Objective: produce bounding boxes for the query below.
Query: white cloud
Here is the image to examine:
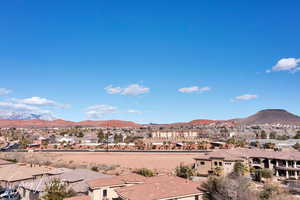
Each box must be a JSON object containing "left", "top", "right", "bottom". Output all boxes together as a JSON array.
[
  {"left": 0, "top": 101, "right": 56, "bottom": 120},
  {"left": 104, "top": 85, "right": 123, "bottom": 94},
  {"left": 267, "top": 58, "right": 300, "bottom": 73},
  {"left": 0, "top": 88, "right": 11, "bottom": 95},
  {"left": 199, "top": 87, "right": 211, "bottom": 92},
  {"left": 127, "top": 109, "right": 141, "bottom": 114},
  {"left": 104, "top": 84, "right": 150, "bottom": 96},
  {"left": 122, "top": 84, "right": 150, "bottom": 96},
  {"left": 178, "top": 86, "right": 211, "bottom": 93},
  {"left": 234, "top": 94, "right": 258, "bottom": 101},
  {"left": 13, "top": 96, "right": 69, "bottom": 108},
  {"left": 86, "top": 104, "right": 117, "bottom": 119}
]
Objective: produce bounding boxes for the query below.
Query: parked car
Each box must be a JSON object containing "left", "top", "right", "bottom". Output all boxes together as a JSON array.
[{"left": 0, "top": 189, "right": 20, "bottom": 200}]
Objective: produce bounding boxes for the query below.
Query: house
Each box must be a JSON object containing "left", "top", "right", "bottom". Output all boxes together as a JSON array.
[
  {"left": 194, "top": 149, "right": 300, "bottom": 179},
  {"left": 19, "top": 168, "right": 111, "bottom": 200},
  {"left": 87, "top": 173, "right": 146, "bottom": 200},
  {"left": 68, "top": 174, "right": 204, "bottom": 200},
  {"left": 116, "top": 176, "right": 203, "bottom": 200},
  {"left": 0, "top": 164, "right": 49, "bottom": 188}
]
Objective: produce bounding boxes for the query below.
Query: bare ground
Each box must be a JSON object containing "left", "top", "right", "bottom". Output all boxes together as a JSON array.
[{"left": 0, "top": 152, "right": 197, "bottom": 173}]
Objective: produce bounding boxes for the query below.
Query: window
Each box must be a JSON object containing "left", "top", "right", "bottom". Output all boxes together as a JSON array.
[
  {"left": 103, "top": 189, "right": 107, "bottom": 197},
  {"left": 195, "top": 195, "right": 199, "bottom": 200},
  {"left": 219, "top": 162, "right": 222, "bottom": 166},
  {"left": 200, "top": 161, "right": 205, "bottom": 165},
  {"left": 214, "top": 161, "right": 218, "bottom": 166}
]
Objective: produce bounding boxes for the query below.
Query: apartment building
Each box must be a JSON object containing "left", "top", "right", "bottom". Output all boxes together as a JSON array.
[
  {"left": 194, "top": 149, "right": 300, "bottom": 179},
  {"left": 151, "top": 130, "right": 201, "bottom": 140}
]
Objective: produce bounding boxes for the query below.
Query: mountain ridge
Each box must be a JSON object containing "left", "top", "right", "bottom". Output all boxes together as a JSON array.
[{"left": 0, "top": 109, "right": 299, "bottom": 128}]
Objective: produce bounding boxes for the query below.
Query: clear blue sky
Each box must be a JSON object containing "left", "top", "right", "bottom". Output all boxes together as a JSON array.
[{"left": 0, "top": 0, "right": 299, "bottom": 123}]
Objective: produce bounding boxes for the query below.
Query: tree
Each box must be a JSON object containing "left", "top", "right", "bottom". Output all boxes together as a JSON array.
[
  {"left": 233, "top": 162, "right": 248, "bottom": 176},
  {"left": 175, "top": 163, "right": 194, "bottom": 179},
  {"left": 293, "top": 142, "right": 300, "bottom": 150},
  {"left": 261, "top": 131, "right": 267, "bottom": 139},
  {"left": 19, "top": 136, "right": 32, "bottom": 149},
  {"left": 97, "top": 130, "right": 105, "bottom": 143},
  {"left": 201, "top": 175, "right": 256, "bottom": 200},
  {"left": 269, "top": 132, "right": 277, "bottom": 139},
  {"left": 261, "top": 169, "right": 273, "bottom": 179},
  {"left": 114, "top": 134, "right": 123, "bottom": 143},
  {"left": 40, "top": 178, "right": 75, "bottom": 200},
  {"left": 294, "top": 131, "right": 300, "bottom": 139},
  {"left": 134, "top": 168, "right": 155, "bottom": 177},
  {"left": 276, "top": 135, "right": 289, "bottom": 140},
  {"left": 77, "top": 132, "right": 84, "bottom": 137},
  {"left": 263, "top": 142, "right": 275, "bottom": 149}
]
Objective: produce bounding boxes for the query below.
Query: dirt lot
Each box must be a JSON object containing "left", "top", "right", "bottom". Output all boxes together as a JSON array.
[
  {"left": 0, "top": 152, "right": 198, "bottom": 173},
  {"left": 53, "top": 152, "right": 197, "bottom": 172}
]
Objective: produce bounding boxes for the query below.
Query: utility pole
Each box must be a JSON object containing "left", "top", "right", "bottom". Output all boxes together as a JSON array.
[{"left": 106, "top": 121, "right": 109, "bottom": 152}]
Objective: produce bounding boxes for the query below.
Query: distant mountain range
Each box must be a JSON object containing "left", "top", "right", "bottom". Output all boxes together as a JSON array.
[{"left": 0, "top": 109, "right": 299, "bottom": 128}]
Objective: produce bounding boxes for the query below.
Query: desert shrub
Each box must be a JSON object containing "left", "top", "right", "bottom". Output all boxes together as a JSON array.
[
  {"left": 91, "top": 166, "right": 99, "bottom": 172},
  {"left": 202, "top": 175, "right": 256, "bottom": 200},
  {"left": 175, "top": 163, "right": 194, "bottom": 179},
  {"left": 258, "top": 181, "right": 298, "bottom": 200},
  {"left": 134, "top": 168, "right": 155, "bottom": 177}
]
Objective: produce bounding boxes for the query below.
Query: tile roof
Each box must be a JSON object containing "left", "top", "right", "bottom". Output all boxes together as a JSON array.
[
  {"left": 87, "top": 173, "right": 146, "bottom": 189},
  {"left": 59, "top": 169, "right": 110, "bottom": 183},
  {"left": 64, "top": 195, "right": 90, "bottom": 200},
  {"left": 0, "top": 165, "right": 49, "bottom": 182},
  {"left": 116, "top": 176, "right": 202, "bottom": 200},
  {"left": 194, "top": 148, "right": 300, "bottom": 161},
  {"left": 0, "top": 159, "right": 14, "bottom": 166},
  {"left": 20, "top": 169, "right": 110, "bottom": 193},
  {"left": 47, "top": 168, "right": 72, "bottom": 175}
]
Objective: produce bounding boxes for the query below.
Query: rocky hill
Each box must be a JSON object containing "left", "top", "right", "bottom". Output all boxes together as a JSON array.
[{"left": 236, "top": 109, "right": 300, "bottom": 125}]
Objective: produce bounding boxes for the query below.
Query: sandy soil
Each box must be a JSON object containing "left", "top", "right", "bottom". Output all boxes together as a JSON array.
[{"left": 51, "top": 152, "right": 197, "bottom": 172}]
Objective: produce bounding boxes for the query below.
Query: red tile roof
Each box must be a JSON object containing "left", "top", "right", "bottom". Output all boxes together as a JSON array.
[
  {"left": 116, "top": 176, "right": 203, "bottom": 200},
  {"left": 64, "top": 195, "right": 90, "bottom": 200},
  {"left": 194, "top": 148, "right": 300, "bottom": 161},
  {"left": 87, "top": 173, "right": 146, "bottom": 189}
]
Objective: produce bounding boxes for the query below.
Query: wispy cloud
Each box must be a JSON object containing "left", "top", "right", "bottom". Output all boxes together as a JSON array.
[
  {"left": 0, "top": 88, "right": 12, "bottom": 95},
  {"left": 86, "top": 104, "right": 117, "bottom": 119},
  {"left": 127, "top": 109, "right": 141, "bottom": 114},
  {"left": 178, "top": 86, "right": 211, "bottom": 93},
  {"left": 105, "top": 84, "right": 150, "bottom": 96},
  {"left": 266, "top": 58, "right": 300, "bottom": 73},
  {"left": 12, "top": 96, "right": 69, "bottom": 108},
  {"left": 232, "top": 94, "right": 258, "bottom": 102}
]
